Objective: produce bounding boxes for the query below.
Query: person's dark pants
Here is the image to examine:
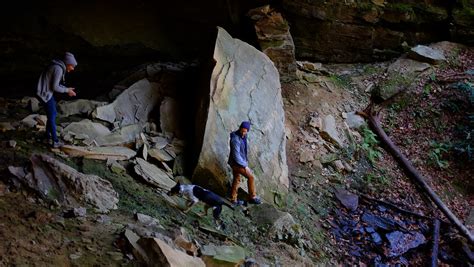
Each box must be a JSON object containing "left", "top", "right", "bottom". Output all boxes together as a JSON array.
[{"left": 44, "top": 97, "right": 58, "bottom": 144}]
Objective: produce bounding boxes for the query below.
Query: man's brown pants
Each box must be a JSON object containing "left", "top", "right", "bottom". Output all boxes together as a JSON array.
[{"left": 230, "top": 165, "right": 256, "bottom": 202}]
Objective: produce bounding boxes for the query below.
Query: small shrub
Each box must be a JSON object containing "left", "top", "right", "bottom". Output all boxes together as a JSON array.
[{"left": 358, "top": 126, "right": 382, "bottom": 165}]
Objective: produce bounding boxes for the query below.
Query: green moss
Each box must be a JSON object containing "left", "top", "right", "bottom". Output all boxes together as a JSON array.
[
  {"left": 259, "top": 39, "right": 285, "bottom": 51},
  {"left": 385, "top": 3, "right": 414, "bottom": 13},
  {"left": 329, "top": 74, "right": 352, "bottom": 89}
]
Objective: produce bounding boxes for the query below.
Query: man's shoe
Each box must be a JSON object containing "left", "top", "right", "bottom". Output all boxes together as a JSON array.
[
  {"left": 231, "top": 200, "right": 244, "bottom": 207},
  {"left": 248, "top": 197, "right": 262, "bottom": 205},
  {"left": 52, "top": 141, "right": 64, "bottom": 148}
]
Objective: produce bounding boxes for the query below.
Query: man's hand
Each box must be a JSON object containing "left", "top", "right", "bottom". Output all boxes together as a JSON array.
[{"left": 67, "top": 88, "right": 76, "bottom": 97}]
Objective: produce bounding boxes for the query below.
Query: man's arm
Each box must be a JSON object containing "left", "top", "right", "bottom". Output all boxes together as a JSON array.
[{"left": 49, "top": 66, "right": 69, "bottom": 94}]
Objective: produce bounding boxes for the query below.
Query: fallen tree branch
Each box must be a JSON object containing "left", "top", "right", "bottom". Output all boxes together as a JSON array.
[
  {"left": 431, "top": 219, "right": 440, "bottom": 267},
  {"left": 358, "top": 107, "right": 474, "bottom": 244},
  {"left": 360, "top": 194, "right": 446, "bottom": 224}
]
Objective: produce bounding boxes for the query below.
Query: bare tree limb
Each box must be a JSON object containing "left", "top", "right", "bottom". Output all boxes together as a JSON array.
[{"left": 361, "top": 105, "right": 474, "bottom": 244}]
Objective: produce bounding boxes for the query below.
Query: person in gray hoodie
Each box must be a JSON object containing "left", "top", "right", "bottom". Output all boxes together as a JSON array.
[
  {"left": 228, "top": 121, "right": 262, "bottom": 205},
  {"left": 37, "top": 52, "right": 77, "bottom": 148}
]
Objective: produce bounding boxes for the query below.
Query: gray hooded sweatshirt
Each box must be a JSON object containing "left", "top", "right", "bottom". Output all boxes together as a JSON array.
[{"left": 36, "top": 59, "right": 69, "bottom": 103}]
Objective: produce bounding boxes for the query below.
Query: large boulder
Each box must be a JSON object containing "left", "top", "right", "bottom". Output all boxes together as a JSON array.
[
  {"left": 408, "top": 45, "right": 446, "bottom": 65},
  {"left": 10, "top": 154, "right": 118, "bottom": 213},
  {"left": 201, "top": 244, "right": 246, "bottom": 267},
  {"left": 373, "top": 57, "right": 431, "bottom": 100},
  {"left": 61, "top": 119, "right": 111, "bottom": 145},
  {"left": 193, "top": 27, "right": 289, "bottom": 200},
  {"left": 92, "top": 79, "right": 161, "bottom": 126},
  {"left": 137, "top": 238, "right": 205, "bottom": 267},
  {"left": 58, "top": 99, "right": 107, "bottom": 117}
]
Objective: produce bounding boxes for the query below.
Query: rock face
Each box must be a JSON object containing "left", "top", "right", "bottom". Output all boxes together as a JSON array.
[
  {"left": 248, "top": 5, "right": 297, "bottom": 82},
  {"left": 159, "top": 97, "right": 183, "bottom": 138},
  {"left": 281, "top": 0, "right": 472, "bottom": 62},
  {"left": 11, "top": 154, "right": 118, "bottom": 213},
  {"left": 193, "top": 27, "right": 289, "bottom": 199},
  {"left": 92, "top": 79, "right": 161, "bottom": 126}
]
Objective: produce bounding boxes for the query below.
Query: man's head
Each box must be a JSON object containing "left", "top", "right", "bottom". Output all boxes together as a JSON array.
[
  {"left": 63, "top": 52, "right": 78, "bottom": 73},
  {"left": 239, "top": 121, "right": 251, "bottom": 137}
]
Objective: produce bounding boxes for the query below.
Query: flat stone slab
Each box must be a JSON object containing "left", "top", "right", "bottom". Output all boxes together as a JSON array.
[
  {"left": 134, "top": 158, "right": 175, "bottom": 190},
  {"left": 60, "top": 145, "right": 136, "bottom": 161}
]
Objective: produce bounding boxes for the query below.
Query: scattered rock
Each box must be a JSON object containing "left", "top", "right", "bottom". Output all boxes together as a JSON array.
[
  {"left": 249, "top": 203, "right": 302, "bottom": 245},
  {"left": 320, "top": 115, "right": 344, "bottom": 148},
  {"left": 60, "top": 145, "right": 136, "bottom": 161},
  {"left": 385, "top": 231, "right": 426, "bottom": 257},
  {"left": 201, "top": 244, "right": 246, "bottom": 267},
  {"left": 320, "top": 153, "right": 338, "bottom": 164},
  {"left": 69, "top": 252, "right": 82, "bottom": 260},
  {"left": 21, "top": 114, "right": 43, "bottom": 128},
  {"left": 92, "top": 79, "right": 161, "bottom": 126},
  {"left": 134, "top": 158, "right": 175, "bottom": 190},
  {"left": 335, "top": 188, "right": 359, "bottom": 211},
  {"left": 58, "top": 99, "right": 107, "bottom": 117},
  {"left": 64, "top": 207, "right": 87, "bottom": 218},
  {"left": 150, "top": 136, "right": 169, "bottom": 149},
  {"left": 96, "top": 215, "right": 111, "bottom": 224},
  {"left": 124, "top": 229, "right": 149, "bottom": 263},
  {"left": 95, "top": 124, "right": 143, "bottom": 147},
  {"left": 61, "top": 119, "right": 111, "bottom": 145},
  {"left": 297, "top": 61, "right": 330, "bottom": 75},
  {"left": 29, "top": 97, "right": 40, "bottom": 112},
  {"left": 408, "top": 45, "right": 446, "bottom": 65},
  {"left": 361, "top": 212, "right": 401, "bottom": 232},
  {"left": 135, "top": 213, "right": 160, "bottom": 228},
  {"left": 138, "top": 238, "right": 205, "bottom": 267},
  {"left": 22, "top": 154, "right": 119, "bottom": 213},
  {"left": 8, "top": 140, "right": 17, "bottom": 148},
  {"left": 343, "top": 161, "right": 354, "bottom": 173},
  {"left": 332, "top": 160, "right": 345, "bottom": 173},
  {"left": 0, "top": 122, "right": 15, "bottom": 132},
  {"left": 174, "top": 235, "right": 198, "bottom": 256},
  {"left": 345, "top": 112, "right": 366, "bottom": 129},
  {"left": 193, "top": 27, "right": 289, "bottom": 199},
  {"left": 107, "top": 159, "right": 126, "bottom": 174},
  {"left": 299, "top": 149, "right": 314, "bottom": 163},
  {"left": 107, "top": 251, "right": 124, "bottom": 261},
  {"left": 309, "top": 116, "right": 322, "bottom": 129},
  {"left": 148, "top": 148, "right": 174, "bottom": 162}
]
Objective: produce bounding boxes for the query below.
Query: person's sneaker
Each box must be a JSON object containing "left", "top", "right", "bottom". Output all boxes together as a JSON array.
[
  {"left": 231, "top": 199, "right": 244, "bottom": 207},
  {"left": 248, "top": 196, "right": 262, "bottom": 205},
  {"left": 52, "top": 141, "right": 64, "bottom": 148}
]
